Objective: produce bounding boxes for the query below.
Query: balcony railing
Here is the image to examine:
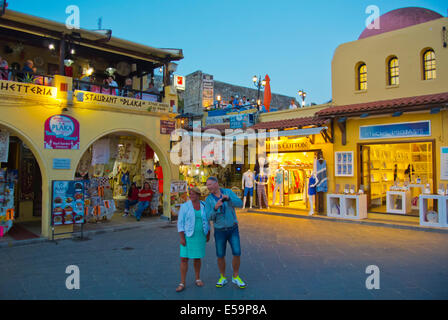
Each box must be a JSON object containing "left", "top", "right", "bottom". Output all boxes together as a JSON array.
[
  {"left": 73, "top": 79, "right": 162, "bottom": 102},
  {"left": 0, "top": 67, "right": 55, "bottom": 87}
]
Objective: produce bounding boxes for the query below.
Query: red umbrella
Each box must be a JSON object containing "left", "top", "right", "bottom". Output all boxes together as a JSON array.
[{"left": 263, "top": 75, "right": 271, "bottom": 112}]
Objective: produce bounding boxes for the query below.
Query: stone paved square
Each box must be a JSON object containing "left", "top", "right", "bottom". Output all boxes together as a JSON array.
[{"left": 1, "top": 212, "right": 448, "bottom": 300}]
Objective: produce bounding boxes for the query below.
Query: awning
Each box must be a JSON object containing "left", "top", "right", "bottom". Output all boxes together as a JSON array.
[{"left": 174, "top": 126, "right": 327, "bottom": 141}]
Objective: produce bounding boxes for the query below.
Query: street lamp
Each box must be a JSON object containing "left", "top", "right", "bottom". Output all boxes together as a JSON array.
[
  {"left": 252, "top": 75, "right": 266, "bottom": 102},
  {"left": 298, "top": 89, "right": 307, "bottom": 107},
  {"left": 216, "top": 95, "right": 221, "bottom": 109}
]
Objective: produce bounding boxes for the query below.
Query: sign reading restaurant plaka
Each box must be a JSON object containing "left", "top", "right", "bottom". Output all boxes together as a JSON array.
[
  {"left": 44, "top": 115, "right": 80, "bottom": 150},
  {"left": 75, "top": 91, "right": 172, "bottom": 113}
]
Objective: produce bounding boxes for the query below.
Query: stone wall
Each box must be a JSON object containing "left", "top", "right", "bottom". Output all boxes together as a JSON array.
[{"left": 183, "top": 70, "right": 297, "bottom": 115}]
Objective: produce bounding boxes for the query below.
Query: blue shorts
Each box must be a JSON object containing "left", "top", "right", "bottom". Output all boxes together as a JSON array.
[
  {"left": 214, "top": 224, "right": 241, "bottom": 258},
  {"left": 244, "top": 187, "right": 254, "bottom": 197}
]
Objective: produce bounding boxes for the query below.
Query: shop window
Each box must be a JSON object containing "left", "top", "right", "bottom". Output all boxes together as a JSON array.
[
  {"left": 356, "top": 63, "right": 367, "bottom": 91},
  {"left": 360, "top": 142, "right": 433, "bottom": 216},
  {"left": 387, "top": 56, "right": 399, "bottom": 86},
  {"left": 422, "top": 49, "right": 436, "bottom": 80}
]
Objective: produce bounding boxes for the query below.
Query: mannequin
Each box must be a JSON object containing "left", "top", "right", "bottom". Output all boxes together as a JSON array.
[
  {"left": 308, "top": 171, "right": 319, "bottom": 215},
  {"left": 255, "top": 164, "right": 269, "bottom": 209},
  {"left": 314, "top": 151, "right": 327, "bottom": 213},
  {"left": 242, "top": 169, "right": 255, "bottom": 209},
  {"left": 272, "top": 167, "right": 284, "bottom": 206}
]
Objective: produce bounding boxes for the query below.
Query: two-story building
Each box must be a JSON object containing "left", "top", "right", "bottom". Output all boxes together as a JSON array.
[
  {"left": 249, "top": 7, "right": 448, "bottom": 221},
  {"left": 317, "top": 7, "right": 448, "bottom": 217},
  {"left": 0, "top": 9, "right": 183, "bottom": 240}
]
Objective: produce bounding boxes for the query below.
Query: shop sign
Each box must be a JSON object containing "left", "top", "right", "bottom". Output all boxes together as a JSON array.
[
  {"left": 0, "top": 80, "right": 57, "bottom": 98},
  {"left": 202, "top": 74, "right": 214, "bottom": 108},
  {"left": 53, "top": 158, "right": 71, "bottom": 170},
  {"left": 359, "top": 121, "right": 431, "bottom": 140},
  {"left": 267, "top": 139, "right": 311, "bottom": 152},
  {"left": 174, "top": 75, "right": 185, "bottom": 91},
  {"left": 44, "top": 115, "right": 80, "bottom": 150},
  {"left": 160, "top": 120, "right": 176, "bottom": 135},
  {"left": 206, "top": 116, "right": 226, "bottom": 125},
  {"left": 75, "top": 91, "right": 171, "bottom": 113},
  {"left": 230, "top": 114, "right": 250, "bottom": 129}
]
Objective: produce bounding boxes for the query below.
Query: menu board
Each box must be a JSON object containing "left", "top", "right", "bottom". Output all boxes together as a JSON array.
[{"left": 51, "top": 180, "right": 85, "bottom": 226}]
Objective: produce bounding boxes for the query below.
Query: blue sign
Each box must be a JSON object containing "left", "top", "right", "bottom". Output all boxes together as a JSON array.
[
  {"left": 359, "top": 121, "right": 431, "bottom": 140},
  {"left": 53, "top": 158, "right": 71, "bottom": 170}
]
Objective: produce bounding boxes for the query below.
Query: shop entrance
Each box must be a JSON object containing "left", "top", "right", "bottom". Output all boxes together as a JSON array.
[
  {"left": 360, "top": 141, "right": 435, "bottom": 216},
  {"left": 267, "top": 151, "right": 317, "bottom": 210},
  {"left": 74, "top": 132, "right": 164, "bottom": 227},
  {"left": 1, "top": 131, "right": 42, "bottom": 241}
]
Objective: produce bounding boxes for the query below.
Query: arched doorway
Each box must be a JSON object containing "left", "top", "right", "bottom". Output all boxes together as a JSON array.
[
  {"left": 0, "top": 124, "right": 44, "bottom": 241},
  {"left": 73, "top": 130, "right": 168, "bottom": 228}
]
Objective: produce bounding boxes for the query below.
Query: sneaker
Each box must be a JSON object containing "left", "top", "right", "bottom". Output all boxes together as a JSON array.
[
  {"left": 122, "top": 213, "right": 128, "bottom": 217},
  {"left": 216, "top": 275, "right": 228, "bottom": 288},
  {"left": 232, "top": 275, "right": 246, "bottom": 288}
]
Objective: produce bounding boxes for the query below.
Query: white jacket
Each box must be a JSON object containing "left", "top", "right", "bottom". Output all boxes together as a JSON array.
[{"left": 177, "top": 200, "right": 210, "bottom": 237}]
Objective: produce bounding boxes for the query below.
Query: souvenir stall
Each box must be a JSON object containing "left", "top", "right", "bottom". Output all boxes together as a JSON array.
[
  {"left": 0, "top": 168, "right": 16, "bottom": 236},
  {"left": 1, "top": 129, "right": 42, "bottom": 237},
  {"left": 75, "top": 134, "right": 163, "bottom": 222}
]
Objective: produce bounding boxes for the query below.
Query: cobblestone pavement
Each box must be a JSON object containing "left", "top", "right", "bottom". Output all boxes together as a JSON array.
[{"left": 1, "top": 212, "right": 448, "bottom": 300}]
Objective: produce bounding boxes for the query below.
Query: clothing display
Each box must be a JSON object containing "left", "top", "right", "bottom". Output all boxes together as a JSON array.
[
  {"left": 0, "top": 168, "right": 16, "bottom": 235},
  {"left": 75, "top": 136, "right": 164, "bottom": 221},
  {"left": 256, "top": 173, "right": 269, "bottom": 208},
  {"left": 272, "top": 169, "right": 284, "bottom": 205},
  {"left": 242, "top": 170, "right": 255, "bottom": 189}
]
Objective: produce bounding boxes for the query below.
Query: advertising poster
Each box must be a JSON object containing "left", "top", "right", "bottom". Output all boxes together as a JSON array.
[
  {"left": 44, "top": 115, "right": 80, "bottom": 149},
  {"left": 441, "top": 147, "right": 448, "bottom": 181},
  {"left": 51, "top": 180, "right": 85, "bottom": 226},
  {"left": 170, "top": 180, "right": 188, "bottom": 221}
]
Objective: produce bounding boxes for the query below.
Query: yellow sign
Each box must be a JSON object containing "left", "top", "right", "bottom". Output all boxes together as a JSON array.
[
  {"left": 75, "top": 91, "right": 171, "bottom": 113},
  {"left": 0, "top": 80, "right": 57, "bottom": 98},
  {"left": 267, "top": 138, "right": 311, "bottom": 152}
]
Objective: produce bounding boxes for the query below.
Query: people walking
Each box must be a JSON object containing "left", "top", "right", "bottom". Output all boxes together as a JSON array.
[
  {"left": 204, "top": 176, "right": 246, "bottom": 289},
  {"left": 176, "top": 187, "right": 210, "bottom": 292}
]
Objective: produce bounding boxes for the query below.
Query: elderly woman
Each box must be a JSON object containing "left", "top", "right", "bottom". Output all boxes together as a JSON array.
[{"left": 176, "top": 187, "right": 210, "bottom": 292}]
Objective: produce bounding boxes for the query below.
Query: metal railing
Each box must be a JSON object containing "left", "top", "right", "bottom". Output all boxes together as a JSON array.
[
  {"left": 0, "top": 67, "right": 55, "bottom": 87},
  {"left": 73, "top": 79, "right": 162, "bottom": 102}
]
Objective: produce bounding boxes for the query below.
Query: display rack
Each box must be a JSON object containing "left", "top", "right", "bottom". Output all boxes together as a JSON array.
[
  {"left": 327, "top": 194, "right": 367, "bottom": 220},
  {"left": 366, "top": 142, "right": 433, "bottom": 208},
  {"left": 386, "top": 190, "right": 412, "bottom": 214},
  {"left": 419, "top": 194, "right": 448, "bottom": 228}
]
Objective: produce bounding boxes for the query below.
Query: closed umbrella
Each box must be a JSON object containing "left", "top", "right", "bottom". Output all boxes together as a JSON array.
[{"left": 263, "top": 75, "right": 271, "bottom": 112}]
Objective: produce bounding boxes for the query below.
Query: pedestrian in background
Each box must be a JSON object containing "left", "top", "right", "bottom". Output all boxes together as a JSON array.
[{"left": 176, "top": 187, "right": 210, "bottom": 292}]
